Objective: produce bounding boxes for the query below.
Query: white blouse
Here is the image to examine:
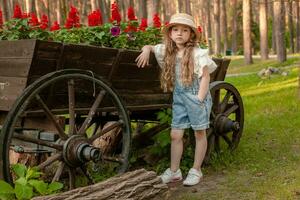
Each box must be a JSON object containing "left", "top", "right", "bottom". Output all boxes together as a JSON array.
[{"left": 153, "top": 44, "right": 217, "bottom": 78}]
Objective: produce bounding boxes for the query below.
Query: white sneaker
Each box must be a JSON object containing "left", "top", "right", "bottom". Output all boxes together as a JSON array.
[
  {"left": 160, "top": 168, "right": 183, "bottom": 183},
  {"left": 183, "top": 168, "right": 203, "bottom": 186}
]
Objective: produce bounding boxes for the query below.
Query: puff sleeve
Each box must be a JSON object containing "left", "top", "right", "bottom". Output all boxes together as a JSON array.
[
  {"left": 194, "top": 48, "right": 217, "bottom": 78},
  {"left": 153, "top": 44, "right": 166, "bottom": 68}
]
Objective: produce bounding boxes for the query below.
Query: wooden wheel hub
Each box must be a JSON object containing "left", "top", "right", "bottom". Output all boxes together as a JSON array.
[
  {"left": 63, "top": 135, "right": 101, "bottom": 167},
  {"left": 214, "top": 114, "right": 240, "bottom": 135}
]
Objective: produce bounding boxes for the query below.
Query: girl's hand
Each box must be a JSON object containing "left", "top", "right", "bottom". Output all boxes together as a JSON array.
[{"left": 135, "top": 45, "right": 153, "bottom": 68}]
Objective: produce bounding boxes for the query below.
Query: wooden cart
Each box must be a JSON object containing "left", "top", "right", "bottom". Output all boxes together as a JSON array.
[{"left": 0, "top": 39, "right": 244, "bottom": 189}]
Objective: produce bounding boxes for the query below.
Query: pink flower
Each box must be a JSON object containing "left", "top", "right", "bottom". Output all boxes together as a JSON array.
[{"left": 111, "top": 26, "right": 121, "bottom": 36}]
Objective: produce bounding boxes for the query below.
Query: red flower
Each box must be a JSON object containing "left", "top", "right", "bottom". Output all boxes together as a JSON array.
[
  {"left": 0, "top": 9, "right": 3, "bottom": 28},
  {"left": 65, "top": 6, "right": 80, "bottom": 29},
  {"left": 127, "top": 7, "right": 137, "bottom": 21},
  {"left": 124, "top": 24, "right": 137, "bottom": 33},
  {"left": 164, "top": 21, "right": 169, "bottom": 26},
  {"left": 29, "top": 13, "right": 39, "bottom": 26},
  {"left": 139, "top": 18, "right": 147, "bottom": 31},
  {"left": 22, "top": 12, "right": 30, "bottom": 19},
  {"left": 40, "top": 14, "right": 48, "bottom": 30},
  {"left": 13, "top": 4, "right": 22, "bottom": 19},
  {"left": 50, "top": 21, "right": 60, "bottom": 31},
  {"left": 197, "top": 26, "right": 202, "bottom": 33},
  {"left": 111, "top": 1, "right": 121, "bottom": 24},
  {"left": 153, "top": 13, "right": 161, "bottom": 28},
  {"left": 88, "top": 10, "right": 102, "bottom": 26}
]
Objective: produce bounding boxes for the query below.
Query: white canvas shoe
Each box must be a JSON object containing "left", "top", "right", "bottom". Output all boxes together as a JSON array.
[
  {"left": 160, "top": 168, "right": 183, "bottom": 184},
  {"left": 183, "top": 168, "right": 203, "bottom": 186}
]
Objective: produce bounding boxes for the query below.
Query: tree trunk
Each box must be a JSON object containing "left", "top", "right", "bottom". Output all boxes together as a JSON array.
[
  {"left": 270, "top": 2, "right": 276, "bottom": 54},
  {"left": 32, "top": 169, "right": 169, "bottom": 200},
  {"left": 274, "top": 0, "right": 286, "bottom": 62},
  {"left": 0, "top": 0, "right": 8, "bottom": 21},
  {"left": 230, "top": 0, "right": 238, "bottom": 54},
  {"left": 243, "top": 0, "right": 253, "bottom": 64},
  {"left": 185, "top": 0, "right": 191, "bottom": 14},
  {"left": 91, "top": 0, "right": 97, "bottom": 11},
  {"left": 140, "top": 0, "right": 147, "bottom": 19},
  {"left": 287, "top": 0, "right": 294, "bottom": 53},
  {"left": 295, "top": 1, "right": 300, "bottom": 52},
  {"left": 100, "top": 0, "right": 109, "bottom": 23},
  {"left": 259, "top": 0, "right": 269, "bottom": 60},
  {"left": 205, "top": 0, "right": 213, "bottom": 54},
  {"left": 25, "top": 0, "right": 32, "bottom": 13},
  {"left": 178, "top": 0, "right": 183, "bottom": 12},
  {"left": 220, "top": 0, "right": 228, "bottom": 54},
  {"left": 213, "top": 0, "right": 221, "bottom": 55}
]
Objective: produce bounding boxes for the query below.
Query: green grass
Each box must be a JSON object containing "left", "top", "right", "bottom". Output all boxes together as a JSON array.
[
  {"left": 227, "top": 54, "right": 300, "bottom": 75},
  {"left": 179, "top": 64, "right": 300, "bottom": 199}
]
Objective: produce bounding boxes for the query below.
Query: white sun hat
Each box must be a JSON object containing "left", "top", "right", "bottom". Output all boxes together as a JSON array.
[{"left": 163, "top": 13, "right": 200, "bottom": 41}]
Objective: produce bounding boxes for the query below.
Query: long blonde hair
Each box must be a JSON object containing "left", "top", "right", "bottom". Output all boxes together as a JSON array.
[{"left": 160, "top": 27, "right": 198, "bottom": 92}]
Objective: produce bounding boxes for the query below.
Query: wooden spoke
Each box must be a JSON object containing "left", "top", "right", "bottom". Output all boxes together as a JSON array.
[
  {"left": 52, "top": 162, "right": 65, "bottom": 183},
  {"left": 78, "top": 90, "right": 106, "bottom": 135},
  {"left": 102, "top": 155, "right": 124, "bottom": 163},
  {"left": 222, "top": 135, "right": 233, "bottom": 148},
  {"left": 35, "top": 94, "right": 68, "bottom": 140},
  {"left": 220, "top": 91, "right": 232, "bottom": 113},
  {"left": 213, "top": 90, "right": 221, "bottom": 113},
  {"left": 88, "top": 120, "right": 123, "bottom": 142},
  {"left": 37, "top": 153, "right": 62, "bottom": 170},
  {"left": 13, "top": 134, "right": 63, "bottom": 150},
  {"left": 223, "top": 104, "right": 239, "bottom": 117},
  {"left": 68, "top": 79, "right": 76, "bottom": 135},
  {"left": 67, "top": 166, "right": 75, "bottom": 190}
]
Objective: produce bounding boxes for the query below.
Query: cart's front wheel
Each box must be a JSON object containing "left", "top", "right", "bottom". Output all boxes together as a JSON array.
[
  {"left": 0, "top": 69, "right": 131, "bottom": 190},
  {"left": 204, "top": 81, "right": 244, "bottom": 163}
]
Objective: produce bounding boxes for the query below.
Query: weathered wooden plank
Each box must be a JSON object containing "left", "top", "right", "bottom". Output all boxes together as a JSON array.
[
  {"left": 0, "top": 76, "right": 27, "bottom": 111},
  {"left": 0, "top": 40, "right": 36, "bottom": 58},
  {"left": 112, "top": 80, "right": 162, "bottom": 93},
  {"left": 0, "top": 58, "right": 31, "bottom": 77}
]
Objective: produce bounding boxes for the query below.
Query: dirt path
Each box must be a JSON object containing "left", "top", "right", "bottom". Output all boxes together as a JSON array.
[{"left": 167, "top": 172, "right": 228, "bottom": 200}]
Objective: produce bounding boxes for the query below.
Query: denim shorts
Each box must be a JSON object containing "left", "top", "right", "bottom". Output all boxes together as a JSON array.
[{"left": 171, "top": 85, "right": 212, "bottom": 131}]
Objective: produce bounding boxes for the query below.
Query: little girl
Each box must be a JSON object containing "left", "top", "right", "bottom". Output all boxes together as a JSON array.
[{"left": 136, "top": 13, "right": 217, "bottom": 186}]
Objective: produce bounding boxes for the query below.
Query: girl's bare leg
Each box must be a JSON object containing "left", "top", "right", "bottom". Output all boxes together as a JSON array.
[
  {"left": 170, "top": 129, "right": 185, "bottom": 172},
  {"left": 193, "top": 129, "right": 207, "bottom": 171}
]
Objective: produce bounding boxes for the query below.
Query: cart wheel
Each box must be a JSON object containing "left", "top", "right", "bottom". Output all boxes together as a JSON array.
[
  {"left": 0, "top": 69, "right": 131, "bottom": 190},
  {"left": 204, "top": 81, "right": 244, "bottom": 163}
]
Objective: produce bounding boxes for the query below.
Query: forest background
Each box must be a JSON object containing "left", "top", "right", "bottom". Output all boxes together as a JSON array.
[{"left": 0, "top": 0, "right": 300, "bottom": 64}]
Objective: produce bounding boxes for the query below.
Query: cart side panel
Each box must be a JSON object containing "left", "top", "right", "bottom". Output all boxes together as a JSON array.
[
  {"left": 60, "top": 44, "right": 119, "bottom": 78},
  {"left": 112, "top": 51, "right": 172, "bottom": 108},
  {"left": 210, "top": 58, "right": 230, "bottom": 82},
  {"left": 27, "top": 40, "right": 62, "bottom": 85},
  {"left": 0, "top": 40, "right": 37, "bottom": 111}
]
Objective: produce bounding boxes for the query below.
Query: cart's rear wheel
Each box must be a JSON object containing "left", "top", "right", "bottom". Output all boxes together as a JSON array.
[
  {"left": 204, "top": 81, "right": 244, "bottom": 163},
  {"left": 0, "top": 69, "right": 131, "bottom": 190}
]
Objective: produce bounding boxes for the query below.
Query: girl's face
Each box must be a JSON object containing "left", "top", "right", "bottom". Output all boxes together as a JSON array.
[{"left": 169, "top": 24, "right": 192, "bottom": 47}]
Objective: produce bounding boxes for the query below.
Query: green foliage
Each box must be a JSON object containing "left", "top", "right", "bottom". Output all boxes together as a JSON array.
[
  {"left": 0, "top": 17, "right": 163, "bottom": 50},
  {"left": 0, "top": 164, "right": 63, "bottom": 200}
]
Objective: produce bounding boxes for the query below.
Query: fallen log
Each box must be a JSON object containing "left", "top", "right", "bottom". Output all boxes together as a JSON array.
[{"left": 32, "top": 168, "right": 170, "bottom": 200}]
